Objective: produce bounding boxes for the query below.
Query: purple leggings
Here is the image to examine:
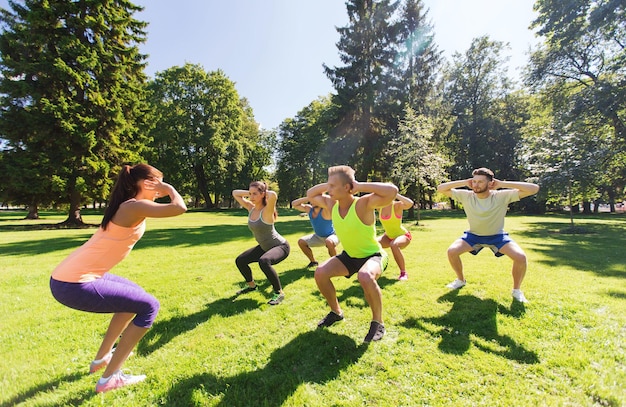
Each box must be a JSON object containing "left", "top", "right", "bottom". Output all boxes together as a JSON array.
[{"left": 50, "top": 274, "right": 159, "bottom": 328}]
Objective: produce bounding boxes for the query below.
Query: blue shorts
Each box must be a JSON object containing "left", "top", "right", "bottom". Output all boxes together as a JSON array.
[{"left": 461, "top": 232, "right": 513, "bottom": 257}]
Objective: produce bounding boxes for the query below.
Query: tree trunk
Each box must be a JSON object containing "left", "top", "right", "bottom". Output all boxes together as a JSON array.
[
  {"left": 25, "top": 201, "right": 39, "bottom": 219},
  {"left": 61, "top": 187, "right": 85, "bottom": 226},
  {"left": 194, "top": 163, "right": 213, "bottom": 208}
]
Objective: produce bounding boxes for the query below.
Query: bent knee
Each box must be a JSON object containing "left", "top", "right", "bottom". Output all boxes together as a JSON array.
[{"left": 357, "top": 269, "right": 377, "bottom": 284}]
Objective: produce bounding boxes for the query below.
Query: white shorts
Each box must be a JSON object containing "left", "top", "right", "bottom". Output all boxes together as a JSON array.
[{"left": 301, "top": 233, "right": 339, "bottom": 247}]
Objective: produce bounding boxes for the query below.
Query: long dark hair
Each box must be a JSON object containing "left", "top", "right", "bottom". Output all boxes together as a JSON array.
[{"left": 101, "top": 164, "right": 163, "bottom": 230}]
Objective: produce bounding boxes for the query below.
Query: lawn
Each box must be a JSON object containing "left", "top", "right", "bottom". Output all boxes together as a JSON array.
[{"left": 0, "top": 209, "right": 624, "bottom": 406}]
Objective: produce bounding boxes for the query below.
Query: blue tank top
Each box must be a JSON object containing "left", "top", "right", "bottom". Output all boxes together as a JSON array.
[
  {"left": 309, "top": 207, "right": 335, "bottom": 237},
  {"left": 248, "top": 209, "right": 286, "bottom": 251}
]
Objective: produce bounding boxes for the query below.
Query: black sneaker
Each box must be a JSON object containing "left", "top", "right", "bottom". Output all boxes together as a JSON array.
[
  {"left": 317, "top": 311, "right": 344, "bottom": 328},
  {"left": 363, "top": 321, "right": 385, "bottom": 342},
  {"left": 306, "top": 261, "right": 319, "bottom": 268}
]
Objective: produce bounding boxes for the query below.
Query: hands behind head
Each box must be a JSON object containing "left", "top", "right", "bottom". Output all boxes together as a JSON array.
[{"left": 143, "top": 178, "right": 169, "bottom": 197}]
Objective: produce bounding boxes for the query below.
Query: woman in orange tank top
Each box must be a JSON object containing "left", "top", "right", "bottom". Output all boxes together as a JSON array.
[{"left": 50, "top": 163, "right": 187, "bottom": 393}]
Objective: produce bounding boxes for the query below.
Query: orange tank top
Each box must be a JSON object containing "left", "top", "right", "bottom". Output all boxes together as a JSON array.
[{"left": 51, "top": 220, "right": 146, "bottom": 283}]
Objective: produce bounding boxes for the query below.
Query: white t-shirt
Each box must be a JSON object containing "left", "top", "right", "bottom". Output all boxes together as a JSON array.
[{"left": 451, "top": 189, "right": 520, "bottom": 236}]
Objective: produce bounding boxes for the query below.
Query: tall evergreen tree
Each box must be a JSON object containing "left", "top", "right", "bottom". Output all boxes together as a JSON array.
[
  {"left": 324, "top": 0, "right": 399, "bottom": 179},
  {"left": 393, "top": 0, "right": 442, "bottom": 113},
  {"left": 0, "top": 0, "right": 148, "bottom": 224}
]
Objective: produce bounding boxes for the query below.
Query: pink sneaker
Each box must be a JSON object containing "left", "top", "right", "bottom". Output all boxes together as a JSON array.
[
  {"left": 398, "top": 271, "right": 408, "bottom": 281},
  {"left": 95, "top": 370, "right": 146, "bottom": 393}
]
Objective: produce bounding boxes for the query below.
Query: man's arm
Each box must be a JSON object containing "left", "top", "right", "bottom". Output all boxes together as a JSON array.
[
  {"left": 493, "top": 179, "right": 540, "bottom": 199},
  {"left": 437, "top": 179, "right": 471, "bottom": 198},
  {"left": 355, "top": 181, "right": 399, "bottom": 210},
  {"left": 306, "top": 183, "right": 333, "bottom": 209}
]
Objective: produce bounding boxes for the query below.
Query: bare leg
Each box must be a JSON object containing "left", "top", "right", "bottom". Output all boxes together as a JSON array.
[
  {"left": 298, "top": 238, "right": 316, "bottom": 263},
  {"left": 102, "top": 322, "right": 149, "bottom": 377},
  {"left": 389, "top": 236, "right": 410, "bottom": 271},
  {"left": 95, "top": 313, "right": 134, "bottom": 360},
  {"left": 499, "top": 242, "right": 527, "bottom": 289},
  {"left": 314, "top": 257, "right": 349, "bottom": 315},
  {"left": 357, "top": 259, "right": 383, "bottom": 323},
  {"left": 447, "top": 239, "right": 472, "bottom": 281},
  {"left": 325, "top": 238, "right": 337, "bottom": 257}
]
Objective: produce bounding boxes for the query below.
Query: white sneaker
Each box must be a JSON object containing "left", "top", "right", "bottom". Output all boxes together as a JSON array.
[
  {"left": 446, "top": 279, "right": 466, "bottom": 289},
  {"left": 512, "top": 289, "right": 528, "bottom": 303}
]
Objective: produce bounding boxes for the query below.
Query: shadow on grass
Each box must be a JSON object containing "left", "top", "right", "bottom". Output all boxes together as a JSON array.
[
  {"left": 607, "top": 290, "right": 626, "bottom": 300},
  {"left": 138, "top": 296, "right": 260, "bottom": 356},
  {"left": 0, "top": 217, "right": 318, "bottom": 258},
  {"left": 401, "top": 290, "right": 539, "bottom": 364},
  {"left": 2, "top": 372, "right": 90, "bottom": 406},
  {"left": 163, "top": 330, "right": 366, "bottom": 406},
  {"left": 517, "top": 221, "right": 626, "bottom": 279}
]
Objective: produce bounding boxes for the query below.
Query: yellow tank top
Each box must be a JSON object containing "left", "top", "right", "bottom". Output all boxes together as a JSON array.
[
  {"left": 332, "top": 197, "right": 381, "bottom": 258},
  {"left": 379, "top": 204, "right": 408, "bottom": 239}
]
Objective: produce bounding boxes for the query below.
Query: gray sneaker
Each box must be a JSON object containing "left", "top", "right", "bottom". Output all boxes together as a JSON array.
[{"left": 364, "top": 321, "right": 385, "bottom": 343}]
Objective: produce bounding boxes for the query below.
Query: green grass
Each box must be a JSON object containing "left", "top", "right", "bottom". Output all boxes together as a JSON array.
[{"left": 0, "top": 209, "right": 624, "bottom": 406}]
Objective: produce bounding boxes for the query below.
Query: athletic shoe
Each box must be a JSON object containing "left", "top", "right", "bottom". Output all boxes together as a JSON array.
[
  {"left": 398, "top": 271, "right": 408, "bottom": 281},
  {"left": 306, "top": 261, "right": 319, "bottom": 268},
  {"left": 95, "top": 370, "right": 146, "bottom": 393},
  {"left": 364, "top": 321, "right": 385, "bottom": 343},
  {"left": 89, "top": 349, "right": 114, "bottom": 374},
  {"left": 268, "top": 292, "right": 285, "bottom": 305},
  {"left": 512, "top": 289, "right": 529, "bottom": 303},
  {"left": 317, "top": 311, "right": 344, "bottom": 328},
  {"left": 446, "top": 279, "right": 466, "bottom": 289},
  {"left": 235, "top": 285, "right": 257, "bottom": 295}
]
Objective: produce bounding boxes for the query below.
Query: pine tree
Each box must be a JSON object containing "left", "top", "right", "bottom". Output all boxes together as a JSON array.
[
  {"left": 324, "top": 0, "right": 399, "bottom": 179},
  {"left": 0, "top": 0, "right": 148, "bottom": 224}
]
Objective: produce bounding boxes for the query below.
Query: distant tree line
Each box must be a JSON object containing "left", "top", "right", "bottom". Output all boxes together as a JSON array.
[{"left": 0, "top": 0, "right": 624, "bottom": 225}]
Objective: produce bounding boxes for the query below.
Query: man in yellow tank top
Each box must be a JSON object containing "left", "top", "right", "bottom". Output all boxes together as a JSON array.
[{"left": 307, "top": 165, "right": 398, "bottom": 342}]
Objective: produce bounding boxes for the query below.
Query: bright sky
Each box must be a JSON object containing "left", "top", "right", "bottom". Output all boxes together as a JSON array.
[{"left": 1, "top": 0, "right": 541, "bottom": 130}]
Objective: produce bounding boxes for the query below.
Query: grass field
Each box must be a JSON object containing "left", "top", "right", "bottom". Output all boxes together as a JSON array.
[{"left": 0, "top": 209, "right": 624, "bottom": 406}]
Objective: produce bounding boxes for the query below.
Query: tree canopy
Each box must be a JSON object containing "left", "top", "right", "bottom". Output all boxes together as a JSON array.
[{"left": 0, "top": 0, "right": 148, "bottom": 223}]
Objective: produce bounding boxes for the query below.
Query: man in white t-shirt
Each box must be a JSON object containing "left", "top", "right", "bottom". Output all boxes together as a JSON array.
[{"left": 437, "top": 168, "right": 540, "bottom": 303}]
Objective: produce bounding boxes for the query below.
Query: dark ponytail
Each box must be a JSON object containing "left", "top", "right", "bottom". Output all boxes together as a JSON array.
[{"left": 101, "top": 164, "right": 163, "bottom": 229}]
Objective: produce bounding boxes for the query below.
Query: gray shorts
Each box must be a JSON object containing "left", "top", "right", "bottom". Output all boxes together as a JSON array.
[{"left": 301, "top": 233, "right": 339, "bottom": 247}]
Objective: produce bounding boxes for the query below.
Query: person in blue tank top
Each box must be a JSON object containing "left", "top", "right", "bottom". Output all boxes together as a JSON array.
[
  {"left": 307, "top": 165, "right": 398, "bottom": 343},
  {"left": 292, "top": 196, "right": 340, "bottom": 268},
  {"left": 232, "top": 181, "right": 290, "bottom": 305}
]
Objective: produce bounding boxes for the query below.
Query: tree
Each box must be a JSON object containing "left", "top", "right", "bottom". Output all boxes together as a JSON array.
[
  {"left": 324, "top": 0, "right": 399, "bottom": 179},
  {"left": 146, "top": 64, "right": 246, "bottom": 208},
  {"left": 386, "top": 106, "right": 448, "bottom": 223},
  {"left": 392, "top": 0, "right": 442, "bottom": 113},
  {"left": 442, "top": 35, "right": 522, "bottom": 180},
  {"left": 0, "top": 0, "right": 149, "bottom": 224},
  {"left": 520, "top": 89, "right": 611, "bottom": 221},
  {"left": 275, "top": 96, "right": 337, "bottom": 203},
  {"left": 529, "top": 0, "right": 626, "bottom": 142}
]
